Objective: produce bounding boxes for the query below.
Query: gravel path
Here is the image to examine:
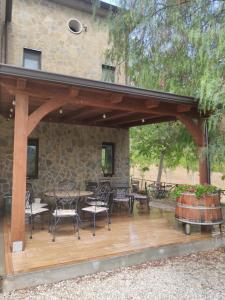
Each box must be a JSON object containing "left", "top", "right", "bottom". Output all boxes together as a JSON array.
[{"left": 1, "top": 249, "right": 225, "bottom": 300}]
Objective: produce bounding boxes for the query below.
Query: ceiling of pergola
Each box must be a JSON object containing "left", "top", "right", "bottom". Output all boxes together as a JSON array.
[{"left": 0, "top": 65, "right": 200, "bottom": 128}]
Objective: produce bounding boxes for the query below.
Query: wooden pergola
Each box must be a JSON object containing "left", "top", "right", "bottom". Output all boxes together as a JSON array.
[{"left": 0, "top": 64, "right": 209, "bottom": 251}]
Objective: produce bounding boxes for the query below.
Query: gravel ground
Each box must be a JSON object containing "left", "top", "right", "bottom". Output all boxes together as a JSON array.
[{"left": 1, "top": 249, "right": 225, "bottom": 300}]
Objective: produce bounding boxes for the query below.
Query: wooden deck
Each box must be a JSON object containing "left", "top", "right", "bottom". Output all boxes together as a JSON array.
[{"left": 3, "top": 208, "right": 211, "bottom": 275}]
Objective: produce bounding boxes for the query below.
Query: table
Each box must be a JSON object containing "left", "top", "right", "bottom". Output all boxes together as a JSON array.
[
  {"left": 44, "top": 190, "right": 93, "bottom": 198},
  {"left": 131, "top": 193, "right": 150, "bottom": 213}
]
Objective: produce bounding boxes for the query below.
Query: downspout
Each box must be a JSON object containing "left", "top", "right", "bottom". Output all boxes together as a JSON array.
[
  {"left": 3, "top": 0, "right": 13, "bottom": 64},
  {"left": 4, "top": 22, "right": 8, "bottom": 63}
]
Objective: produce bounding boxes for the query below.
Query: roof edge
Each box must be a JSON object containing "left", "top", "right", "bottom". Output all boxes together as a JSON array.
[
  {"left": 49, "top": 0, "right": 117, "bottom": 17},
  {"left": 0, "top": 64, "right": 197, "bottom": 105}
]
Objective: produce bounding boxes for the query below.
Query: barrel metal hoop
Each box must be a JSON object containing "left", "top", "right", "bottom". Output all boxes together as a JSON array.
[
  {"left": 176, "top": 203, "right": 222, "bottom": 210},
  {"left": 175, "top": 217, "right": 224, "bottom": 225}
]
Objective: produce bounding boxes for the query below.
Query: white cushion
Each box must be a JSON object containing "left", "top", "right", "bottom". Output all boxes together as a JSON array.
[
  {"left": 52, "top": 209, "right": 77, "bottom": 217},
  {"left": 82, "top": 206, "right": 108, "bottom": 214},
  {"left": 87, "top": 201, "right": 106, "bottom": 206},
  {"left": 25, "top": 207, "right": 49, "bottom": 215},
  {"left": 113, "top": 197, "right": 130, "bottom": 202}
]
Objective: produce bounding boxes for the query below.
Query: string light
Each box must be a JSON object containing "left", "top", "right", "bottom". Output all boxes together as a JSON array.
[
  {"left": 103, "top": 113, "right": 106, "bottom": 119},
  {"left": 142, "top": 118, "right": 145, "bottom": 123},
  {"left": 10, "top": 108, "right": 14, "bottom": 113},
  {"left": 12, "top": 99, "right": 16, "bottom": 106},
  {"left": 59, "top": 108, "right": 63, "bottom": 115}
]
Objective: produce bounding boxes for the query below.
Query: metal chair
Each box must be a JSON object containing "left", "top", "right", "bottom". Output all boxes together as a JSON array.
[
  {"left": 58, "top": 180, "right": 76, "bottom": 192},
  {"left": 51, "top": 184, "right": 80, "bottom": 242},
  {"left": 86, "top": 182, "right": 111, "bottom": 207},
  {"left": 82, "top": 185, "right": 112, "bottom": 236},
  {"left": 112, "top": 185, "right": 134, "bottom": 214},
  {"left": 25, "top": 190, "right": 49, "bottom": 239}
]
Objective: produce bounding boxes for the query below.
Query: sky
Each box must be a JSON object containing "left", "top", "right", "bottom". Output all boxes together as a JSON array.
[{"left": 103, "top": 0, "right": 118, "bottom": 4}]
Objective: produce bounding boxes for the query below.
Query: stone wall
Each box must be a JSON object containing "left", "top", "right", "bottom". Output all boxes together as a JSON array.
[
  {"left": 6, "top": 0, "right": 125, "bottom": 83},
  {"left": 0, "top": 115, "right": 130, "bottom": 207}
]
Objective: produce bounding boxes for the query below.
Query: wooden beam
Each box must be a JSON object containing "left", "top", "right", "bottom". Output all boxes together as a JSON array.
[
  {"left": 113, "top": 115, "right": 157, "bottom": 126},
  {"left": 27, "top": 98, "right": 71, "bottom": 136},
  {"left": 69, "top": 87, "right": 79, "bottom": 97},
  {"left": 177, "top": 114, "right": 202, "bottom": 146},
  {"left": 145, "top": 101, "right": 160, "bottom": 109},
  {"left": 110, "top": 94, "right": 123, "bottom": 104},
  {"left": 122, "top": 116, "right": 177, "bottom": 128},
  {"left": 95, "top": 111, "right": 135, "bottom": 123},
  {"left": 16, "top": 79, "right": 27, "bottom": 90},
  {"left": 177, "top": 104, "right": 192, "bottom": 113},
  {"left": 11, "top": 93, "right": 29, "bottom": 252}
]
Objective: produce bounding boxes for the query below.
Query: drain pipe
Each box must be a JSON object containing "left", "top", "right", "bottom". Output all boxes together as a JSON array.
[{"left": 3, "top": 0, "right": 13, "bottom": 63}]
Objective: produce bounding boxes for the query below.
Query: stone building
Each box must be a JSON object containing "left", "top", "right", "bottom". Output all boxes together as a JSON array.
[{"left": 0, "top": 0, "right": 129, "bottom": 207}]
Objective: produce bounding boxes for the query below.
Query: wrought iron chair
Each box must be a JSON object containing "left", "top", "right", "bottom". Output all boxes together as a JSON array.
[
  {"left": 112, "top": 185, "right": 134, "bottom": 214},
  {"left": 51, "top": 183, "right": 80, "bottom": 242},
  {"left": 25, "top": 190, "right": 49, "bottom": 239},
  {"left": 57, "top": 180, "right": 76, "bottom": 192},
  {"left": 86, "top": 182, "right": 111, "bottom": 207},
  {"left": 82, "top": 184, "right": 112, "bottom": 236}
]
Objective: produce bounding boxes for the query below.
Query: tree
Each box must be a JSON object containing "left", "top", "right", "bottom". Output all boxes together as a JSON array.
[
  {"left": 100, "top": 0, "right": 225, "bottom": 179},
  {"left": 131, "top": 122, "right": 197, "bottom": 184}
]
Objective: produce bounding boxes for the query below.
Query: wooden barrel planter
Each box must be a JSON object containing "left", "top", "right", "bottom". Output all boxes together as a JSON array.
[{"left": 175, "top": 192, "right": 223, "bottom": 234}]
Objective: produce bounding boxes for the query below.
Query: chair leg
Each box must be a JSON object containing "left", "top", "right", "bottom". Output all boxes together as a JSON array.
[
  {"left": 93, "top": 213, "right": 96, "bottom": 236},
  {"left": 76, "top": 216, "right": 80, "bottom": 240},
  {"left": 48, "top": 213, "right": 52, "bottom": 233},
  {"left": 72, "top": 217, "right": 76, "bottom": 233},
  {"left": 30, "top": 215, "right": 33, "bottom": 239},
  {"left": 106, "top": 210, "right": 111, "bottom": 231},
  {"left": 52, "top": 217, "right": 57, "bottom": 242}
]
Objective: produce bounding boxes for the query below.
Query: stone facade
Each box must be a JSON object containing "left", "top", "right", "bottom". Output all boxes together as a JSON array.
[
  {"left": 0, "top": 115, "right": 130, "bottom": 207},
  {"left": 0, "top": 0, "right": 130, "bottom": 209},
  {"left": 5, "top": 0, "right": 125, "bottom": 83}
]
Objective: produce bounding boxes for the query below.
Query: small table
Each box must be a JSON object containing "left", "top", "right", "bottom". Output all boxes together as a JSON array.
[
  {"left": 132, "top": 193, "right": 150, "bottom": 213},
  {"left": 44, "top": 191, "right": 93, "bottom": 198}
]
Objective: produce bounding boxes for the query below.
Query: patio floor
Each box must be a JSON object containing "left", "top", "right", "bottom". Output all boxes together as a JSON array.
[{"left": 3, "top": 205, "right": 212, "bottom": 276}]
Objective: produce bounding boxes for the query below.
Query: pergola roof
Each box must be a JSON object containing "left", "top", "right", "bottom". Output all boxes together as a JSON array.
[{"left": 0, "top": 64, "right": 200, "bottom": 128}]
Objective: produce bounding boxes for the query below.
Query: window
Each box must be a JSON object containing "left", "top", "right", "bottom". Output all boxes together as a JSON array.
[
  {"left": 68, "top": 18, "right": 83, "bottom": 34},
  {"left": 27, "top": 139, "right": 39, "bottom": 179},
  {"left": 101, "top": 143, "right": 114, "bottom": 177},
  {"left": 102, "top": 65, "right": 115, "bottom": 83},
  {"left": 23, "top": 48, "right": 41, "bottom": 70}
]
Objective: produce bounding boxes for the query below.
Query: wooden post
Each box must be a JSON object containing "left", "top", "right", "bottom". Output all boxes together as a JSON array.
[
  {"left": 177, "top": 115, "right": 210, "bottom": 185},
  {"left": 11, "top": 93, "right": 29, "bottom": 252},
  {"left": 198, "top": 119, "right": 210, "bottom": 185}
]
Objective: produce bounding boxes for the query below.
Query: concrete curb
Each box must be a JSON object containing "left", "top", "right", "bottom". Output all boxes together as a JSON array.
[{"left": 3, "top": 235, "right": 225, "bottom": 293}]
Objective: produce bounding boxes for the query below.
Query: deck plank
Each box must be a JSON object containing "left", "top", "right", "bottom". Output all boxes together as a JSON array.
[{"left": 3, "top": 209, "right": 211, "bottom": 275}]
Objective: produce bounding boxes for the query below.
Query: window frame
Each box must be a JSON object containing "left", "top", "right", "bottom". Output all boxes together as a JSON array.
[
  {"left": 23, "top": 48, "right": 42, "bottom": 70},
  {"left": 101, "top": 64, "right": 116, "bottom": 83},
  {"left": 101, "top": 142, "right": 115, "bottom": 177},
  {"left": 27, "top": 138, "right": 39, "bottom": 179}
]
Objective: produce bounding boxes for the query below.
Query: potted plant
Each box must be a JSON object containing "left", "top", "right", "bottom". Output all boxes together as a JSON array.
[{"left": 171, "top": 184, "right": 223, "bottom": 235}]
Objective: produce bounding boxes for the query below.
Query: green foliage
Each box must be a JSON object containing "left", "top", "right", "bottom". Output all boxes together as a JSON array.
[
  {"left": 102, "top": 0, "right": 225, "bottom": 175},
  {"left": 171, "top": 184, "right": 218, "bottom": 199},
  {"left": 130, "top": 121, "right": 198, "bottom": 171}
]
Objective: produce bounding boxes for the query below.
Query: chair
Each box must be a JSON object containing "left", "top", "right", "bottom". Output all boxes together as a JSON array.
[
  {"left": 51, "top": 186, "right": 80, "bottom": 242},
  {"left": 58, "top": 180, "right": 76, "bottom": 192},
  {"left": 82, "top": 185, "right": 112, "bottom": 236},
  {"left": 86, "top": 182, "right": 111, "bottom": 207},
  {"left": 85, "top": 181, "right": 98, "bottom": 192},
  {"left": 25, "top": 190, "right": 49, "bottom": 239},
  {"left": 112, "top": 185, "right": 134, "bottom": 214}
]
